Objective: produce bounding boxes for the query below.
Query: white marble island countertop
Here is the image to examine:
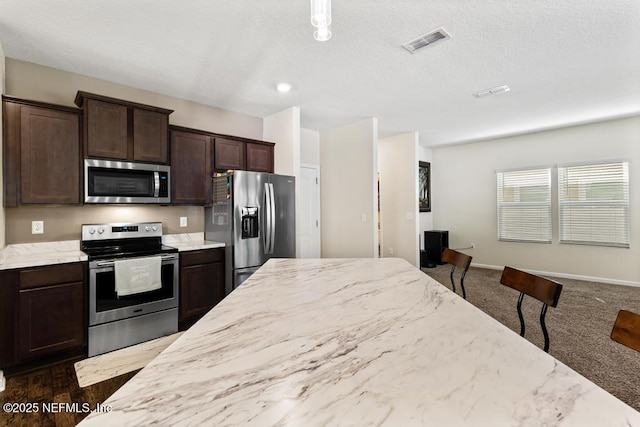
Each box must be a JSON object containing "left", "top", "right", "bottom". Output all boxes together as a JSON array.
[{"left": 80, "top": 258, "right": 640, "bottom": 426}]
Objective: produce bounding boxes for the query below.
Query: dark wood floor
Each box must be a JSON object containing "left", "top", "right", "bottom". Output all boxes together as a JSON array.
[{"left": 0, "top": 361, "right": 137, "bottom": 427}]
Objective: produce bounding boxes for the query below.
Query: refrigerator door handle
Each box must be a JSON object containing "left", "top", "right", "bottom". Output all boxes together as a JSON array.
[
  {"left": 264, "top": 182, "right": 272, "bottom": 254},
  {"left": 269, "top": 183, "right": 276, "bottom": 254}
]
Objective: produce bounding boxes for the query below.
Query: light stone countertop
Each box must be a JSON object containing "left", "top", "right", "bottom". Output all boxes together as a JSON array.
[
  {"left": 0, "top": 234, "right": 224, "bottom": 271},
  {"left": 0, "top": 240, "right": 87, "bottom": 271},
  {"left": 161, "top": 232, "right": 225, "bottom": 252},
  {"left": 79, "top": 258, "right": 640, "bottom": 426}
]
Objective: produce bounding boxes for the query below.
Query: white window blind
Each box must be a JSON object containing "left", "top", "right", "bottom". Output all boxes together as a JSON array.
[
  {"left": 497, "top": 168, "right": 552, "bottom": 243},
  {"left": 558, "top": 161, "right": 629, "bottom": 248}
]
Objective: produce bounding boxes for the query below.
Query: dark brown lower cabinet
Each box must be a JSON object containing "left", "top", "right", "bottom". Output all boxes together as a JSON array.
[
  {"left": 0, "top": 263, "right": 86, "bottom": 370},
  {"left": 179, "top": 249, "right": 225, "bottom": 326},
  {"left": 18, "top": 281, "right": 84, "bottom": 360}
]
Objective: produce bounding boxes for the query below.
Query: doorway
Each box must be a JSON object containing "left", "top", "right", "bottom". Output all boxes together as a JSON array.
[{"left": 300, "top": 164, "right": 321, "bottom": 258}]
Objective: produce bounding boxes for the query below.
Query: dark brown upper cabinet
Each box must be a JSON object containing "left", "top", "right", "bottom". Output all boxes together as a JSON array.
[
  {"left": 3, "top": 96, "right": 82, "bottom": 206},
  {"left": 75, "top": 91, "right": 173, "bottom": 164},
  {"left": 214, "top": 137, "right": 246, "bottom": 171},
  {"left": 170, "top": 127, "right": 213, "bottom": 205},
  {"left": 246, "top": 141, "right": 274, "bottom": 173},
  {"left": 213, "top": 137, "right": 275, "bottom": 173}
]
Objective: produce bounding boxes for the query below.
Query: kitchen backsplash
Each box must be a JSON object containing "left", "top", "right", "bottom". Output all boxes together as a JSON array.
[{"left": 4, "top": 205, "right": 204, "bottom": 244}]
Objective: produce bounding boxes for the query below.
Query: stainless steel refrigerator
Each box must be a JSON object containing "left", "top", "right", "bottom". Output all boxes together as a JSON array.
[{"left": 205, "top": 170, "right": 296, "bottom": 294}]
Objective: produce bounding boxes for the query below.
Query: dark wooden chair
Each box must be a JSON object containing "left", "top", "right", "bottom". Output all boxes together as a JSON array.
[
  {"left": 611, "top": 310, "right": 640, "bottom": 353},
  {"left": 499, "top": 266, "right": 563, "bottom": 353},
  {"left": 441, "top": 248, "right": 472, "bottom": 300}
]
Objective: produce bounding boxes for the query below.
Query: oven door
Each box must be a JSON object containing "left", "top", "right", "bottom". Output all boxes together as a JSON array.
[{"left": 89, "top": 253, "right": 179, "bottom": 326}]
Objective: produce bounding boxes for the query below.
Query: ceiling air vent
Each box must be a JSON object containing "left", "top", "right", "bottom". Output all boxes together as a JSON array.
[{"left": 402, "top": 28, "right": 451, "bottom": 54}]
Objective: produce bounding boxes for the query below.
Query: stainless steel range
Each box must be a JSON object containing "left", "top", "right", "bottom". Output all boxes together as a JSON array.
[{"left": 81, "top": 222, "right": 178, "bottom": 356}]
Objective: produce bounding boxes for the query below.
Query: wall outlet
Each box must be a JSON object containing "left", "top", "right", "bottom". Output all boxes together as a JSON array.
[
  {"left": 361, "top": 214, "right": 367, "bottom": 222},
  {"left": 471, "top": 243, "right": 475, "bottom": 249},
  {"left": 388, "top": 247, "right": 394, "bottom": 255},
  {"left": 180, "top": 217, "right": 188, "bottom": 227},
  {"left": 32, "top": 220, "right": 44, "bottom": 234}
]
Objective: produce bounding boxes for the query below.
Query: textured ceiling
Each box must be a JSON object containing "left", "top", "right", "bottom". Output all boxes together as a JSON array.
[{"left": 0, "top": 1, "right": 638, "bottom": 147}]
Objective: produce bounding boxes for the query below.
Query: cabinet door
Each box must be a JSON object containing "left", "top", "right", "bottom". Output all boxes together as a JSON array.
[
  {"left": 214, "top": 138, "right": 245, "bottom": 171},
  {"left": 133, "top": 108, "right": 169, "bottom": 164},
  {"left": 171, "top": 130, "right": 212, "bottom": 205},
  {"left": 18, "top": 281, "right": 84, "bottom": 360},
  {"left": 246, "top": 142, "right": 274, "bottom": 173},
  {"left": 86, "top": 98, "right": 128, "bottom": 159},
  {"left": 0, "top": 271, "right": 18, "bottom": 367},
  {"left": 179, "top": 262, "right": 225, "bottom": 321},
  {"left": 20, "top": 105, "right": 81, "bottom": 204}
]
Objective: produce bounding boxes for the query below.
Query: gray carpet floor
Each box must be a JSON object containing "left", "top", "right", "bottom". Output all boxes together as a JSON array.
[{"left": 422, "top": 264, "right": 640, "bottom": 412}]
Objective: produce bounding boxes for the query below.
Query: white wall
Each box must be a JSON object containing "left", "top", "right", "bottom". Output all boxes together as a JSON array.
[
  {"left": 300, "top": 128, "right": 320, "bottom": 166},
  {"left": 378, "top": 132, "right": 419, "bottom": 266},
  {"left": 263, "top": 107, "right": 301, "bottom": 257},
  {"left": 432, "top": 116, "right": 640, "bottom": 285},
  {"left": 263, "top": 107, "right": 301, "bottom": 177},
  {"left": 418, "top": 145, "right": 433, "bottom": 252},
  {"left": 320, "top": 118, "right": 378, "bottom": 258}
]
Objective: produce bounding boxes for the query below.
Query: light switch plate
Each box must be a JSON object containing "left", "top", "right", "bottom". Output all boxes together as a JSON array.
[
  {"left": 179, "top": 217, "right": 188, "bottom": 227},
  {"left": 32, "top": 220, "right": 44, "bottom": 234}
]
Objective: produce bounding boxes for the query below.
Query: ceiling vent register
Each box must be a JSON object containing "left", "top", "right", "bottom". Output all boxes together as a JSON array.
[{"left": 402, "top": 28, "right": 451, "bottom": 54}]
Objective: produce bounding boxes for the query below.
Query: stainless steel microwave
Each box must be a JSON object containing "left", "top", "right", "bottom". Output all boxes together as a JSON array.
[{"left": 84, "top": 159, "right": 170, "bottom": 204}]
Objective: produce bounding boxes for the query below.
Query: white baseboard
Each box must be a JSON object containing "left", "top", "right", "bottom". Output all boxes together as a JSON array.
[
  {"left": 0, "top": 370, "right": 5, "bottom": 392},
  {"left": 470, "top": 263, "right": 640, "bottom": 288}
]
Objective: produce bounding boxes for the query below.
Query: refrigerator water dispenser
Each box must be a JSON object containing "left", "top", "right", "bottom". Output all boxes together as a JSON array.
[{"left": 241, "top": 207, "right": 259, "bottom": 239}]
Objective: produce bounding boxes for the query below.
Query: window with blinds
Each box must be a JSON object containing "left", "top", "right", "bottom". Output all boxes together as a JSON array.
[
  {"left": 558, "top": 161, "right": 629, "bottom": 248},
  {"left": 497, "top": 168, "right": 552, "bottom": 243}
]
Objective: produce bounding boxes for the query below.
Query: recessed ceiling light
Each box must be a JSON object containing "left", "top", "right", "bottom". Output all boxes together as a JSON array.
[
  {"left": 473, "top": 85, "right": 510, "bottom": 98},
  {"left": 276, "top": 82, "right": 292, "bottom": 93}
]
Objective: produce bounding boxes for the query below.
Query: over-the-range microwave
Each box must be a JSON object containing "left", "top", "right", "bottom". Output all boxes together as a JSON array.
[{"left": 84, "top": 159, "right": 170, "bottom": 204}]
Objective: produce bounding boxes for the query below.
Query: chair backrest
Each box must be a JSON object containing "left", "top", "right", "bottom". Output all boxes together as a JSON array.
[
  {"left": 499, "top": 266, "right": 563, "bottom": 353},
  {"left": 441, "top": 248, "right": 473, "bottom": 299},
  {"left": 611, "top": 310, "right": 640, "bottom": 353},
  {"left": 442, "top": 248, "right": 472, "bottom": 271},
  {"left": 499, "top": 266, "right": 562, "bottom": 307}
]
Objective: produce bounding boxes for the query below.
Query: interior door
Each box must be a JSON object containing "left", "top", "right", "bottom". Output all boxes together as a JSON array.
[{"left": 300, "top": 165, "right": 321, "bottom": 258}]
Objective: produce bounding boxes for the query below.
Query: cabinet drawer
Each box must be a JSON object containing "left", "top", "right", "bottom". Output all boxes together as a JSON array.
[
  {"left": 20, "top": 263, "right": 85, "bottom": 289},
  {"left": 180, "top": 248, "right": 224, "bottom": 267}
]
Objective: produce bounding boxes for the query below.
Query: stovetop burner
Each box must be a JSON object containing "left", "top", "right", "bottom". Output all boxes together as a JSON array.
[{"left": 81, "top": 222, "right": 177, "bottom": 261}]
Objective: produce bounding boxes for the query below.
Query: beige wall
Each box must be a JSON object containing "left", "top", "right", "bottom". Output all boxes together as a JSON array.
[
  {"left": 432, "top": 116, "right": 640, "bottom": 285},
  {"left": 3, "top": 59, "right": 264, "bottom": 244},
  {"left": 378, "top": 133, "right": 419, "bottom": 266},
  {"left": 5, "top": 206, "right": 203, "bottom": 244},
  {"left": 320, "top": 118, "right": 378, "bottom": 258},
  {"left": 5, "top": 59, "right": 262, "bottom": 138}
]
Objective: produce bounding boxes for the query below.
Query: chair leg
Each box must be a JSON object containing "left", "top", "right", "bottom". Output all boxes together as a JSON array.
[
  {"left": 540, "top": 304, "right": 550, "bottom": 353},
  {"left": 449, "top": 266, "right": 457, "bottom": 294},
  {"left": 517, "top": 293, "right": 526, "bottom": 337},
  {"left": 460, "top": 271, "right": 467, "bottom": 300}
]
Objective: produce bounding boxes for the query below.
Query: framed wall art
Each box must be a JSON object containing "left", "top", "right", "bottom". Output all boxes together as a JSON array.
[{"left": 419, "top": 161, "right": 431, "bottom": 212}]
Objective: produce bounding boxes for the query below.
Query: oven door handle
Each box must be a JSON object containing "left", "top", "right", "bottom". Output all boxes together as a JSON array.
[{"left": 94, "top": 253, "right": 178, "bottom": 267}]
